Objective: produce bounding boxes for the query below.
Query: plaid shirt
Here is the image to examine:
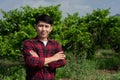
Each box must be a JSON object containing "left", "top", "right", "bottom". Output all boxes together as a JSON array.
[{"left": 22, "top": 37, "right": 66, "bottom": 80}]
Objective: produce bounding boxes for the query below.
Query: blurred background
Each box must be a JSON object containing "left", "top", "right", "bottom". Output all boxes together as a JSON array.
[{"left": 0, "top": 0, "right": 120, "bottom": 80}]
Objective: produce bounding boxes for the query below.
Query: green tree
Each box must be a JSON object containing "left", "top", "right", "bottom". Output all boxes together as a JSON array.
[
  {"left": 0, "top": 5, "right": 120, "bottom": 60},
  {"left": 0, "top": 5, "right": 62, "bottom": 59},
  {"left": 62, "top": 13, "right": 92, "bottom": 59}
]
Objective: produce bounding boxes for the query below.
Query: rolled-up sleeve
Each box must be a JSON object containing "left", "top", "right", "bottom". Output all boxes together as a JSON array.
[
  {"left": 48, "top": 40, "right": 66, "bottom": 70},
  {"left": 48, "top": 59, "right": 66, "bottom": 70},
  {"left": 22, "top": 40, "right": 45, "bottom": 68}
]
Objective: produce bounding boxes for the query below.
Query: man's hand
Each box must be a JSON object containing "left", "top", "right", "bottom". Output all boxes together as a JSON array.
[
  {"left": 51, "top": 51, "right": 66, "bottom": 61},
  {"left": 29, "top": 50, "right": 39, "bottom": 57},
  {"left": 44, "top": 51, "right": 66, "bottom": 65}
]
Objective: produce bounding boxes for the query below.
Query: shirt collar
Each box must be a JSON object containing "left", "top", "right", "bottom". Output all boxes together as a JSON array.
[{"left": 34, "top": 36, "right": 53, "bottom": 42}]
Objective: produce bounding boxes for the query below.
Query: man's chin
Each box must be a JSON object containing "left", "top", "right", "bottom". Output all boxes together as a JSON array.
[{"left": 40, "top": 35, "right": 48, "bottom": 39}]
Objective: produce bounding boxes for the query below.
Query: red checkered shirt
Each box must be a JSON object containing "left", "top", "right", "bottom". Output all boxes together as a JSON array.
[{"left": 22, "top": 37, "right": 66, "bottom": 80}]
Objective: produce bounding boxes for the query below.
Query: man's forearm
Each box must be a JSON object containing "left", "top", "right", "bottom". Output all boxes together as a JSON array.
[
  {"left": 44, "top": 57, "right": 54, "bottom": 65},
  {"left": 29, "top": 50, "right": 65, "bottom": 66},
  {"left": 44, "top": 52, "right": 65, "bottom": 65}
]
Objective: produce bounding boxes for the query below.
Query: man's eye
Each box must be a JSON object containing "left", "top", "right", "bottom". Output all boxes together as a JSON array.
[
  {"left": 37, "top": 25, "right": 43, "bottom": 27},
  {"left": 40, "top": 25, "right": 44, "bottom": 27},
  {"left": 45, "top": 25, "right": 49, "bottom": 28}
]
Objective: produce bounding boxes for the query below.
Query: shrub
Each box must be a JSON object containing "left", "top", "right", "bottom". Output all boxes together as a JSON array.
[{"left": 56, "top": 52, "right": 97, "bottom": 80}]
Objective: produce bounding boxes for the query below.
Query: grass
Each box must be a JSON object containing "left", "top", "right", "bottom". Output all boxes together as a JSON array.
[
  {"left": 0, "top": 58, "right": 25, "bottom": 80},
  {"left": 56, "top": 59, "right": 120, "bottom": 80},
  {"left": 0, "top": 60, "right": 120, "bottom": 80},
  {"left": 0, "top": 51, "right": 120, "bottom": 80}
]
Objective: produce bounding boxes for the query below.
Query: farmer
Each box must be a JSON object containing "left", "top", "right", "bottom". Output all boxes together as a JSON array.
[{"left": 22, "top": 14, "right": 66, "bottom": 80}]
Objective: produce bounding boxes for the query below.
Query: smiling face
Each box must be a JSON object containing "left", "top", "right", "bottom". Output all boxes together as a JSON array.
[{"left": 35, "top": 21, "right": 52, "bottom": 41}]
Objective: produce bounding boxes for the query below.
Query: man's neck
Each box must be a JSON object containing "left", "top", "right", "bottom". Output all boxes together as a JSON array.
[
  {"left": 39, "top": 37, "right": 48, "bottom": 41},
  {"left": 39, "top": 38, "right": 48, "bottom": 46}
]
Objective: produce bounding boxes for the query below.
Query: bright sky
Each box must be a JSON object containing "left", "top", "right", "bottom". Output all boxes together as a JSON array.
[{"left": 0, "top": 0, "right": 120, "bottom": 17}]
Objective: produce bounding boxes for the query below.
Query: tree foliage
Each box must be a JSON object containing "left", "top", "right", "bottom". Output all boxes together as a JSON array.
[
  {"left": 0, "top": 5, "right": 120, "bottom": 59},
  {"left": 0, "top": 5, "right": 62, "bottom": 59}
]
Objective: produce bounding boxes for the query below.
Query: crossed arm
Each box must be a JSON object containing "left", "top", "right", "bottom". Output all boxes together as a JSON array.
[
  {"left": 29, "top": 50, "right": 66, "bottom": 66},
  {"left": 22, "top": 40, "right": 66, "bottom": 69}
]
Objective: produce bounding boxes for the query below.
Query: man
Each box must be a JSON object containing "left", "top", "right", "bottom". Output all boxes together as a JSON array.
[{"left": 22, "top": 14, "right": 66, "bottom": 80}]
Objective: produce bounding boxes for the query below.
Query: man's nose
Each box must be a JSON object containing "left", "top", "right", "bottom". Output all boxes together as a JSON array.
[{"left": 42, "top": 26, "right": 46, "bottom": 30}]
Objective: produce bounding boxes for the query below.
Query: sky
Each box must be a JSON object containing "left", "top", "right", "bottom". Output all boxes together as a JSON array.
[{"left": 0, "top": 0, "right": 120, "bottom": 18}]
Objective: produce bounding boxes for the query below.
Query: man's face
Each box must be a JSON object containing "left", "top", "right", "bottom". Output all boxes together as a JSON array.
[{"left": 35, "top": 21, "right": 52, "bottom": 39}]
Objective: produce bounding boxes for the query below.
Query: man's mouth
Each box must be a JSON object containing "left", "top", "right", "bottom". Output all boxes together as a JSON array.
[{"left": 41, "top": 32, "right": 46, "bottom": 35}]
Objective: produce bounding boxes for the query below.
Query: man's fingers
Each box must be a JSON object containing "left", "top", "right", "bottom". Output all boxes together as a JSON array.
[
  {"left": 52, "top": 51, "right": 66, "bottom": 61},
  {"left": 56, "top": 51, "right": 66, "bottom": 58},
  {"left": 29, "top": 50, "right": 39, "bottom": 57},
  {"left": 30, "top": 50, "right": 33, "bottom": 54},
  {"left": 61, "top": 54, "right": 66, "bottom": 58},
  {"left": 30, "top": 50, "right": 35, "bottom": 54},
  {"left": 58, "top": 53, "right": 65, "bottom": 59},
  {"left": 58, "top": 51, "right": 64, "bottom": 54}
]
